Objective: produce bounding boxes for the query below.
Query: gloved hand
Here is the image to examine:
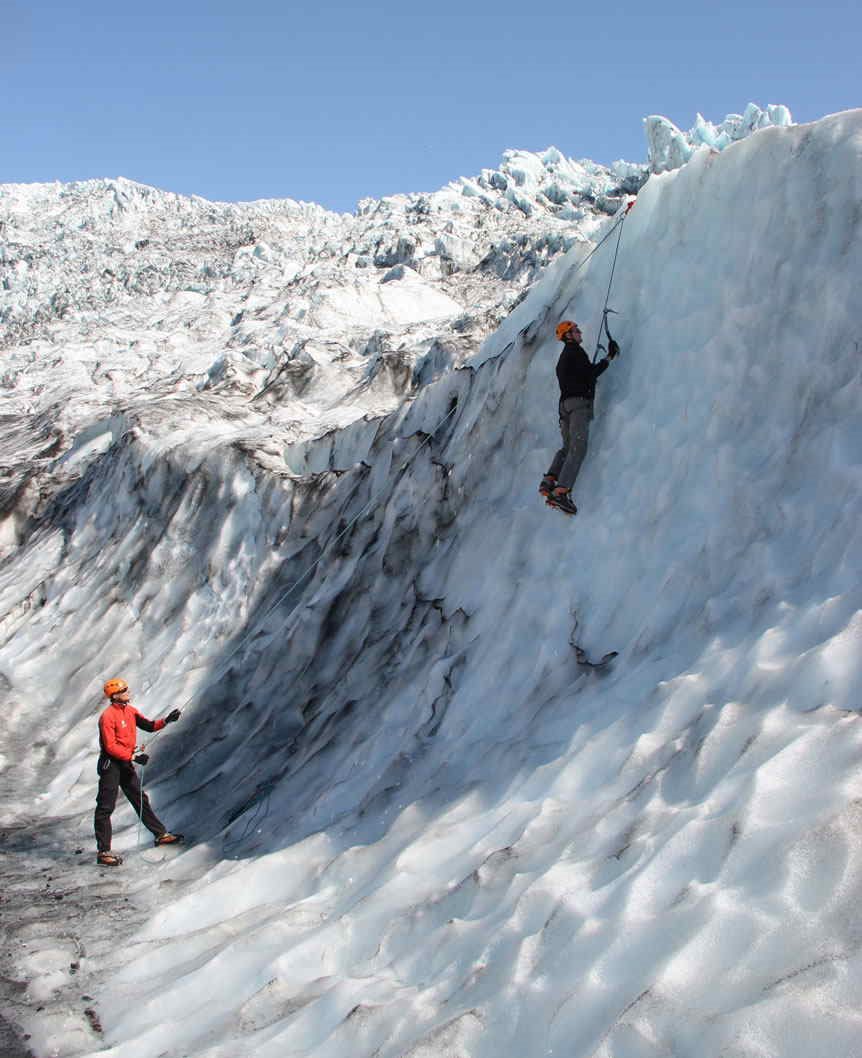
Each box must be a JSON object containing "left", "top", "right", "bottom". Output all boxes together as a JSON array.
[
  {"left": 165, "top": 709, "right": 182, "bottom": 724},
  {"left": 607, "top": 339, "right": 620, "bottom": 360},
  {"left": 133, "top": 753, "right": 150, "bottom": 766}
]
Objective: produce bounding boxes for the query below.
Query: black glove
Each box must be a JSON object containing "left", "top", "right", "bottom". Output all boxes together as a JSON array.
[
  {"left": 165, "top": 709, "right": 181, "bottom": 724},
  {"left": 133, "top": 753, "right": 150, "bottom": 766},
  {"left": 607, "top": 339, "right": 620, "bottom": 360}
]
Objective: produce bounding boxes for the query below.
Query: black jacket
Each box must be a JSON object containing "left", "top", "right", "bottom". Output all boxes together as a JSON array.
[{"left": 556, "top": 340, "right": 609, "bottom": 401}]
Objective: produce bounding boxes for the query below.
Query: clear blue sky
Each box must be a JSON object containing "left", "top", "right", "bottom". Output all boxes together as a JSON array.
[{"left": 4, "top": 0, "right": 859, "bottom": 213}]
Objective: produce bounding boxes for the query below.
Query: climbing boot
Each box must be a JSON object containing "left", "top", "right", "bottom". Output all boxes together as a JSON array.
[
  {"left": 154, "top": 833, "right": 184, "bottom": 846},
  {"left": 97, "top": 851, "right": 123, "bottom": 867},
  {"left": 546, "top": 487, "right": 578, "bottom": 516},
  {"left": 538, "top": 474, "right": 557, "bottom": 498}
]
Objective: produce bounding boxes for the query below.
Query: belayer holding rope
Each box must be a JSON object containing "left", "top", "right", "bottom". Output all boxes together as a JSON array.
[
  {"left": 94, "top": 678, "right": 183, "bottom": 867},
  {"left": 539, "top": 319, "right": 619, "bottom": 516}
]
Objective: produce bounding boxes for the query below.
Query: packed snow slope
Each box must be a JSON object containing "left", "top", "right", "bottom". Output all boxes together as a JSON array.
[{"left": 1, "top": 108, "right": 861, "bottom": 1058}]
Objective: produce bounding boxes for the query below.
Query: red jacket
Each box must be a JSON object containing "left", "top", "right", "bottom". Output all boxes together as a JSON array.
[{"left": 99, "top": 703, "right": 165, "bottom": 761}]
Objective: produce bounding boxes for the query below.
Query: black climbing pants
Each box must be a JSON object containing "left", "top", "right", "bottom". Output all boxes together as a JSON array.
[{"left": 94, "top": 754, "right": 165, "bottom": 852}]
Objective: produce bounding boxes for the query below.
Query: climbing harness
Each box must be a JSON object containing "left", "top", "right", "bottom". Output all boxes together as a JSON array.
[{"left": 592, "top": 199, "right": 634, "bottom": 363}]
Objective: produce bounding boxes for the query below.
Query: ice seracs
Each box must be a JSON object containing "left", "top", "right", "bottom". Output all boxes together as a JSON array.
[
  {"left": 645, "top": 101, "right": 794, "bottom": 171},
  {"left": 0, "top": 146, "right": 635, "bottom": 455}
]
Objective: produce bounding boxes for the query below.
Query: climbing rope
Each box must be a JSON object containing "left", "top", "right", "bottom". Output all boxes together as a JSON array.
[
  {"left": 105, "top": 201, "right": 635, "bottom": 855},
  {"left": 592, "top": 199, "right": 634, "bottom": 363},
  {"left": 566, "top": 202, "right": 630, "bottom": 291},
  {"left": 205, "top": 199, "right": 633, "bottom": 849},
  {"left": 136, "top": 754, "right": 150, "bottom": 853},
  {"left": 191, "top": 198, "right": 631, "bottom": 849}
]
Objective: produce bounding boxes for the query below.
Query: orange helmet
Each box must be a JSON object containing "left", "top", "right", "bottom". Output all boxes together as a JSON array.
[
  {"left": 555, "top": 320, "right": 577, "bottom": 341},
  {"left": 103, "top": 678, "right": 129, "bottom": 698}
]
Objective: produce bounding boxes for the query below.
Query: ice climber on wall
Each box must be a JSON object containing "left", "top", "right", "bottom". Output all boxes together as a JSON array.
[
  {"left": 94, "top": 678, "right": 183, "bottom": 866},
  {"left": 540, "top": 320, "right": 619, "bottom": 515}
]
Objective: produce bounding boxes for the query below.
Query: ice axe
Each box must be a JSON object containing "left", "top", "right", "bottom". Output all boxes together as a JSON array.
[{"left": 595, "top": 307, "right": 620, "bottom": 361}]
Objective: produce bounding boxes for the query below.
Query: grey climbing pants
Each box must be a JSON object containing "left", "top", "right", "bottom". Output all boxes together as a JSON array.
[{"left": 547, "top": 397, "right": 594, "bottom": 490}]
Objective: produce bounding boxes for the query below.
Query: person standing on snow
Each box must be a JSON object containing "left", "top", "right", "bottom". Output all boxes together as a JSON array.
[
  {"left": 539, "top": 320, "right": 619, "bottom": 515},
  {"left": 94, "top": 678, "right": 183, "bottom": 866}
]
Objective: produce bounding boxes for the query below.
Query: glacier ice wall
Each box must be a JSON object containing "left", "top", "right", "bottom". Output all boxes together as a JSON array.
[{"left": 1, "top": 110, "right": 861, "bottom": 1058}]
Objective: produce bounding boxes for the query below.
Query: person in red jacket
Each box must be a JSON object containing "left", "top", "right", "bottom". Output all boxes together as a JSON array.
[{"left": 94, "top": 678, "right": 183, "bottom": 867}]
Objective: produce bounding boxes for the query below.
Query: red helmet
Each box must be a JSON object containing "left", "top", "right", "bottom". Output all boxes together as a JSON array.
[
  {"left": 103, "top": 678, "right": 129, "bottom": 699},
  {"left": 555, "top": 320, "right": 578, "bottom": 341}
]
